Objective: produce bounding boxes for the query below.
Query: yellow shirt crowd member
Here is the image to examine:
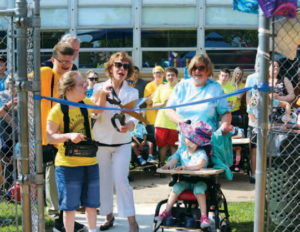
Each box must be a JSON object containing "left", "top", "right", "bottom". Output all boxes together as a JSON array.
[
  {"left": 144, "top": 80, "right": 161, "bottom": 125},
  {"left": 217, "top": 81, "right": 237, "bottom": 111},
  {"left": 153, "top": 83, "right": 177, "bottom": 130},
  {"left": 47, "top": 98, "right": 97, "bottom": 167},
  {"left": 232, "top": 82, "right": 245, "bottom": 112}
]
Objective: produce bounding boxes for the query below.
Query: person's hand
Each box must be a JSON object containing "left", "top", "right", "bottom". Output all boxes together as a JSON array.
[
  {"left": 161, "top": 164, "right": 170, "bottom": 170},
  {"left": 220, "top": 122, "right": 231, "bottom": 135},
  {"left": 6, "top": 98, "right": 18, "bottom": 109},
  {"left": 141, "top": 140, "right": 146, "bottom": 146},
  {"left": 68, "top": 133, "right": 85, "bottom": 143},
  {"left": 119, "top": 121, "right": 134, "bottom": 133},
  {"left": 175, "top": 165, "right": 185, "bottom": 171},
  {"left": 139, "top": 144, "right": 144, "bottom": 151}
]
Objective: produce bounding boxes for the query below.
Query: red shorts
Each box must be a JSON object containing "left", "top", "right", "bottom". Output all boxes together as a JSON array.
[{"left": 155, "top": 127, "right": 178, "bottom": 147}]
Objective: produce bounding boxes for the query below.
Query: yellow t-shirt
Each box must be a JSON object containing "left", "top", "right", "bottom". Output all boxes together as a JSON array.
[
  {"left": 232, "top": 82, "right": 245, "bottom": 112},
  {"left": 144, "top": 80, "right": 162, "bottom": 125},
  {"left": 218, "top": 81, "right": 237, "bottom": 111},
  {"left": 29, "top": 67, "right": 61, "bottom": 145},
  {"left": 47, "top": 98, "right": 98, "bottom": 167},
  {"left": 153, "top": 83, "right": 177, "bottom": 130}
]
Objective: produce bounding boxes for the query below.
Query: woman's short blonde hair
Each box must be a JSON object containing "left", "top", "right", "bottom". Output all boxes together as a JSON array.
[
  {"left": 188, "top": 54, "right": 214, "bottom": 77},
  {"left": 58, "top": 71, "right": 80, "bottom": 98},
  {"left": 104, "top": 52, "right": 134, "bottom": 79}
]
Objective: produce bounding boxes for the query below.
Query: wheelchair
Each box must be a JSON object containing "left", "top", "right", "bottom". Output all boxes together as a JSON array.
[{"left": 153, "top": 170, "right": 231, "bottom": 232}]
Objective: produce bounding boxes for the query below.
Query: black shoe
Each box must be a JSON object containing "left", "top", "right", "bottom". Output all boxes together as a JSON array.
[
  {"left": 100, "top": 216, "right": 115, "bottom": 231},
  {"left": 52, "top": 219, "right": 86, "bottom": 232},
  {"left": 74, "top": 221, "right": 87, "bottom": 232},
  {"left": 53, "top": 218, "right": 65, "bottom": 232}
]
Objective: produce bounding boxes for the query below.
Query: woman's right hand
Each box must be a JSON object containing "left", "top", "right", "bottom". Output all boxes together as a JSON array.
[{"left": 68, "top": 133, "right": 85, "bottom": 143}]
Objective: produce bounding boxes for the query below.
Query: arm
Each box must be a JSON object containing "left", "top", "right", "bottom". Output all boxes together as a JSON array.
[
  {"left": 132, "top": 135, "right": 141, "bottom": 145},
  {"left": 161, "top": 156, "right": 178, "bottom": 170},
  {"left": 47, "top": 120, "right": 86, "bottom": 144},
  {"left": 278, "top": 100, "right": 291, "bottom": 123},
  {"left": 165, "top": 108, "right": 183, "bottom": 125},
  {"left": 91, "top": 84, "right": 112, "bottom": 114},
  {"left": 220, "top": 112, "right": 232, "bottom": 135},
  {"left": 278, "top": 78, "right": 295, "bottom": 103},
  {"left": 153, "top": 99, "right": 168, "bottom": 108}
]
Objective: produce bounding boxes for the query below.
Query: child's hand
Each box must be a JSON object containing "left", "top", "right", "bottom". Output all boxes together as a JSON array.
[
  {"left": 161, "top": 164, "right": 170, "bottom": 170},
  {"left": 175, "top": 166, "right": 186, "bottom": 171}
]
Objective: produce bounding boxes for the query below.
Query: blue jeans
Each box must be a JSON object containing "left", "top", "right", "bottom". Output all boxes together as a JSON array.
[{"left": 55, "top": 164, "right": 100, "bottom": 211}]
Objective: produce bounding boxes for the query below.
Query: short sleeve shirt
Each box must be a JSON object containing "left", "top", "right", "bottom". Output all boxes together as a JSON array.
[
  {"left": 131, "top": 123, "right": 147, "bottom": 140},
  {"left": 167, "top": 78, "right": 230, "bottom": 131},
  {"left": 174, "top": 148, "right": 209, "bottom": 167},
  {"left": 153, "top": 83, "right": 177, "bottom": 130},
  {"left": 47, "top": 98, "right": 98, "bottom": 167}
]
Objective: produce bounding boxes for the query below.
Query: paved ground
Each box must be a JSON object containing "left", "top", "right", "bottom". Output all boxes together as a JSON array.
[{"left": 75, "top": 172, "right": 255, "bottom": 231}]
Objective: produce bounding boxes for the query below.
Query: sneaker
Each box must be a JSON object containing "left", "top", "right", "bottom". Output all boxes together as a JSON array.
[
  {"left": 147, "top": 155, "right": 156, "bottom": 163},
  {"left": 156, "top": 209, "right": 172, "bottom": 221},
  {"left": 138, "top": 156, "right": 146, "bottom": 165},
  {"left": 53, "top": 220, "right": 87, "bottom": 232},
  {"left": 53, "top": 218, "right": 65, "bottom": 232},
  {"left": 200, "top": 216, "right": 210, "bottom": 229},
  {"left": 74, "top": 221, "right": 87, "bottom": 232}
]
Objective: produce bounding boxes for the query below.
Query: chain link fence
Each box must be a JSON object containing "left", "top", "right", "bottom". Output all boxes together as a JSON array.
[
  {"left": 0, "top": 15, "right": 21, "bottom": 231},
  {"left": 265, "top": 15, "right": 300, "bottom": 232}
]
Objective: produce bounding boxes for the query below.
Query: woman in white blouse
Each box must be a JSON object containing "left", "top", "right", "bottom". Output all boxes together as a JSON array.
[{"left": 92, "top": 52, "right": 139, "bottom": 232}]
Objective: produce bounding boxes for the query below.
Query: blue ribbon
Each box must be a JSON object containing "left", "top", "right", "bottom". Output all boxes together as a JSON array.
[{"left": 33, "top": 83, "right": 270, "bottom": 112}]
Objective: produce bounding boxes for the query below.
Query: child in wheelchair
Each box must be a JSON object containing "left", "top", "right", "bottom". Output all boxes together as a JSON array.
[
  {"left": 131, "top": 121, "right": 155, "bottom": 165},
  {"left": 157, "top": 120, "right": 213, "bottom": 229}
]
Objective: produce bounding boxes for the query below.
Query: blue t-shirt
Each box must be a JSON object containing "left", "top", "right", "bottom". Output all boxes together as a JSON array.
[
  {"left": 86, "top": 88, "right": 93, "bottom": 98},
  {"left": 174, "top": 148, "right": 208, "bottom": 167},
  {"left": 0, "top": 75, "right": 8, "bottom": 92},
  {"left": 167, "top": 78, "right": 230, "bottom": 131},
  {"left": 131, "top": 123, "right": 147, "bottom": 140}
]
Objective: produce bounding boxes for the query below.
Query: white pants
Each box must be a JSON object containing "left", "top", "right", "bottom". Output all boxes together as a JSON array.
[{"left": 97, "top": 144, "right": 135, "bottom": 218}]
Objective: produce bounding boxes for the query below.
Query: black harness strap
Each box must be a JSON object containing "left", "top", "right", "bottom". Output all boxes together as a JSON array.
[
  {"left": 60, "top": 101, "right": 92, "bottom": 198},
  {"left": 50, "top": 73, "right": 54, "bottom": 108}
]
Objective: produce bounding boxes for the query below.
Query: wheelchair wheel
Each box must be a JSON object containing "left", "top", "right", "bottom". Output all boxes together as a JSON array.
[{"left": 220, "top": 223, "right": 231, "bottom": 232}]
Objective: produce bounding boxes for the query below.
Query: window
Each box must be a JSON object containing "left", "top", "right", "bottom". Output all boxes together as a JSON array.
[
  {"left": 41, "top": 31, "right": 67, "bottom": 49},
  {"left": 142, "top": 51, "right": 195, "bottom": 68},
  {"left": 78, "top": 29, "right": 133, "bottom": 48},
  {"left": 141, "top": 30, "right": 196, "bottom": 47},
  {"left": 79, "top": 51, "right": 132, "bottom": 69}
]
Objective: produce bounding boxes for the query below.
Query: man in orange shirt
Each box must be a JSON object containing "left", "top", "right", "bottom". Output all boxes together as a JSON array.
[{"left": 31, "top": 42, "right": 86, "bottom": 231}]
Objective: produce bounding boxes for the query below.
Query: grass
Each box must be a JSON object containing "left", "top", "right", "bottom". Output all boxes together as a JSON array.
[
  {"left": 0, "top": 201, "right": 54, "bottom": 232},
  {"left": 228, "top": 202, "right": 254, "bottom": 232}
]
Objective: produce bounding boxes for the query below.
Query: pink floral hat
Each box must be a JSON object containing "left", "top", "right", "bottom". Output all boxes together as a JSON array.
[{"left": 179, "top": 120, "right": 213, "bottom": 147}]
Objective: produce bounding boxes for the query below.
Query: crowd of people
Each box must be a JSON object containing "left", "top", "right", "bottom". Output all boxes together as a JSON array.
[{"left": 0, "top": 32, "right": 299, "bottom": 232}]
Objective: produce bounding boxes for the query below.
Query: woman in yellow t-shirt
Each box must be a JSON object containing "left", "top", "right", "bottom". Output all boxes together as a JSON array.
[
  {"left": 46, "top": 71, "right": 102, "bottom": 232},
  {"left": 231, "top": 67, "right": 246, "bottom": 115}
]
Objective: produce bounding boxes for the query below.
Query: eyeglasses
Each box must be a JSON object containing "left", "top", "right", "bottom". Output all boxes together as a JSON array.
[
  {"left": 114, "top": 62, "right": 130, "bottom": 70},
  {"left": 192, "top": 65, "right": 206, "bottom": 72},
  {"left": 54, "top": 57, "right": 72, "bottom": 65},
  {"left": 88, "top": 77, "right": 98, "bottom": 81}
]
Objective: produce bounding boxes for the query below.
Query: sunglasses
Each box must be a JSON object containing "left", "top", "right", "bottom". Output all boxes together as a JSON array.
[
  {"left": 154, "top": 71, "right": 164, "bottom": 75},
  {"left": 114, "top": 62, "right": 130, "bottom": 70},
  {"left": 88, "top": 77, "right": 98, "bottom": 81},
  {"left": 192, "top": 65, "right": 206, "bottom": 72}
]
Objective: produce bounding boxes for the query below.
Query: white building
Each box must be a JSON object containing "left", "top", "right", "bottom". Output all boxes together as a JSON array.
[{"left": 1, "top": 0, "right": 263, "bottom": 76}]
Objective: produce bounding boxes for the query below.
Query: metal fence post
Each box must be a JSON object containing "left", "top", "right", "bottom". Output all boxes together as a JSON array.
[
  {"left": 15, "top": 0, "right": 32, "bottom": 231},
  {"left": 32, "top": 0, "right": 45, "bottom": 231},
  {"left": 254, "top": 8, "right": 270, "bottom": 232}
]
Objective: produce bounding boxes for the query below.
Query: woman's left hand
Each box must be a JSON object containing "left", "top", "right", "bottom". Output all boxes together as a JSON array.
[{"left": 119, "top": 121, "right": 135, "bottom": 133}]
